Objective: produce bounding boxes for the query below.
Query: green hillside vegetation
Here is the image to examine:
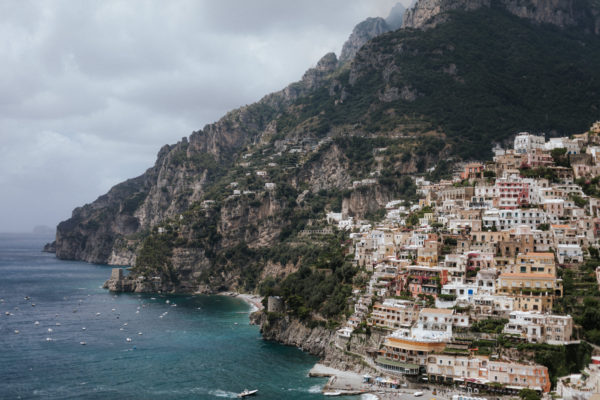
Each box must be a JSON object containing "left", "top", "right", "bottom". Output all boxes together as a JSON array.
[
  {"left": 554, "top": 258, "right": 600, "bottom": 345},
  {"left": 278, "top": 7, "right": 600, "bottom": 159}
]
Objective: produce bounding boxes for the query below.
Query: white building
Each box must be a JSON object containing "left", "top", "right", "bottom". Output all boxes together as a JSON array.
[
  {"left": 545, "top": 137, "right": 581, "bottom": 154},
  {"left": 475, "top": 269, "right": 497, "bottom": 294},
  {"left": 514, "top": 132, "right": 545, "bottom": 154},
  {"left": 326, "top": 212, "right": 343, "bottom": 224},
  {"left": 503, "top": 311, "right": 574, "bottom": 344},
  {"left": 490, "top": 209, "right": 547, "bottom": 230},
  {"left": 557, "top": 244, "right": 584, "bottom": 264},
  {"left": 441, "top": 282, "right": 478, "bottom": 300},
  {"left": 337, "top": 326, "right": 353, "bottom": 339},
  {"left": 469, "top": 293, "right": 515, "bottom": 314},
  {"left": 338, "top": 217, "right": 354, "bottom": 231},
  {"left": 411, "top": 308, "right": 470, "bottom": 342}
]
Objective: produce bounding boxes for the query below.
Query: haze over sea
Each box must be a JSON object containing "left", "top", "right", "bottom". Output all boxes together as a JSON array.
[{"left": 0, "top": 233, "right": 330, "bottom": 399}]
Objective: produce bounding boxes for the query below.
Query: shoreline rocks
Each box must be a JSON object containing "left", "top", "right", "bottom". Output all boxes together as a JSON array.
[{"left": 42, "top": 241, "right": 56, "bottom": 253}]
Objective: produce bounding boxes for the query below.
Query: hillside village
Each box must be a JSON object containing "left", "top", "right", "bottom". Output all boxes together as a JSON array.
[{"left": 304, "top": 122, "right": 600, "bottom": 398}]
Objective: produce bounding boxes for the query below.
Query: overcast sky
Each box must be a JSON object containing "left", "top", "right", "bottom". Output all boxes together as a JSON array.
[{"left": 0, "top": 0, "right": 409, "bottom": 233}]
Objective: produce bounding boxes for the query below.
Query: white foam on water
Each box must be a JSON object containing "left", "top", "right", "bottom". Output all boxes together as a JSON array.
[
  {"left": 208, "top": 389, "right": 238, "bottom": 398},
  {"left": 361, "top": 394, "right": 379, "bottom": 400},
  {"left": 308, "top": 384, "right": 323, "bottom": 393}
]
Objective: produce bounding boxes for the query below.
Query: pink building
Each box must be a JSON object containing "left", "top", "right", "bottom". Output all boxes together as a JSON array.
[{"left": 496, "top": 179, "right": 530, "bottom": 209}]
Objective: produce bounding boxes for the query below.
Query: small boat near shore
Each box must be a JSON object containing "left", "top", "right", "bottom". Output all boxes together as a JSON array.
[
  {"left": 237, "top": 389, "right": 258, "bottom": 398},
  {"left": 323, "top": 391, "right": 342, "bottom": 396}
]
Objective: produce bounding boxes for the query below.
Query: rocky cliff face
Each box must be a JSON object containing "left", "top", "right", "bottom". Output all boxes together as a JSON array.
[
  {"left": 252, "top": 311, "right": 387, "bottom": 373},
  {"left": 54, "top": 0, "right": 600, "bottom": 296},
  {"left": 338, "top": 2, "right": 407, "bottom": 66},
  {"left": 502, "top": 0, "right": 600, "bottom": 33},
  {"left": 403, "top": 0, "right": 600, "bottom": 32},
  {"left": 339, "top": 18, "right": 392, "bottom": 64},
  {"left": 386, "top": 2, "right": 408, "bottom": 30},
  {"left": 54, "top": 80, "right": 296, "bottom": 265},
  {"left": 253, "top": 313, "right": 335, "bottom": 357}
]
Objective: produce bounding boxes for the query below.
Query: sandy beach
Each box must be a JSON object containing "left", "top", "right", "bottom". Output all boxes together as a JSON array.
[
  {"left": 217, "top": 291, "right": 264, "bottom": 312},
  {"left": 235, "top": 293, "right": 264, "bottom": 312},
  {"left": 309, "top": 363, "right": 372, "bottom": 395}
]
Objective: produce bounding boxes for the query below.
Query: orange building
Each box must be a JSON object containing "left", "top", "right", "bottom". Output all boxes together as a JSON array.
[{"left": 460, "top": 163, "right": 484, "bottom": 180}]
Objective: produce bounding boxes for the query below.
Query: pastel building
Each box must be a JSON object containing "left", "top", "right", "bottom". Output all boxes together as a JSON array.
[
  {"left": 403, "top": 265, "right": 449, "bottom": 298},
  {"left": 426, "top": 355, "right": 551, "bottom": 393},
  {"left": 503, "top": 311, "right": 574, "bottom": 344},
  {"left": 514, "top": 132, "right": 545, "bottom": 154},
  {"left": 368, "top": 299, "right": 420, "bottom": 330},
  {"left": 497, "top": 272, "right": 562, "bottom": 312}
]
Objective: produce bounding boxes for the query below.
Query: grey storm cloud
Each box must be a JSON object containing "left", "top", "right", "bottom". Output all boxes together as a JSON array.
[{"left": 0, "top": 0, "right": 408, "bottom": 233}]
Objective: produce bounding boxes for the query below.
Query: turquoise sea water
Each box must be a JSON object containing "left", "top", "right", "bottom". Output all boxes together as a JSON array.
[{"left": 0, "top": 234, "right": 328, "bottom": 399}]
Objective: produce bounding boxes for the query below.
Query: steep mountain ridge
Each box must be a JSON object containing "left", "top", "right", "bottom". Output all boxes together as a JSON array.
[
  {"left": 53, "top": 2, "right": 600, "bottom": 296},
  {"left": 339, "top": 18, "right": 395, "bottom": 64},
  {"left": 403, "top": 0, "right": 600, "bottom": 32},
  {"left": 338, "top": 2, "right": 406, "bottom": 65}
]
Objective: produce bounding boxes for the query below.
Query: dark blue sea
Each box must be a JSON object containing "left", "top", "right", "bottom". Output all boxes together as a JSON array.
[{"left": 0, "top": 233, "right": 330, "bottom": 399}]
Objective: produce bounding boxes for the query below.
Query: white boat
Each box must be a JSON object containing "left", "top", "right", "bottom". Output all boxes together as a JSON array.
[
  {"left": 323, "top": 391, "right": 342, "bottom": 396},
  {"left": 237, "top": 389, "right": 258, "bottom": 398}
]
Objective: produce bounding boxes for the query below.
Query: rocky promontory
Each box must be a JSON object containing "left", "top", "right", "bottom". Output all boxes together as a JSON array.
[
  {"left": 42, "top": 241, "right": 56, "bottom": 253},
  {"left": 251, "top": 309, "right": 386, "bottom": 374}
]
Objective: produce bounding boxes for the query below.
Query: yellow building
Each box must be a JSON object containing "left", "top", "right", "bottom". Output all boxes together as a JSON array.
[
  {"left": 513, "top": 252, "right": 556, "bottom": 275},
  {"left": 368, "top": 299, "right": 419, "bottom": 330},
  {"left": 497, "top": 272, "right": 562, "bottom": 312},
  {"left": 496, "top": 252, "right": 557, "bottom": 277},
  {"left": 417, "top": 240, "right": 441, "bottom": 267}
]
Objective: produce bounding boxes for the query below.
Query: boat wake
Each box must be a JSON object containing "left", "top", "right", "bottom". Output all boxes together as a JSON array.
[
  {"left": 308, "top": 384, "right": 323, "bottom": 393},
  {"left": 208, "top": 389, "right": 238, "bottom": 398}
]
